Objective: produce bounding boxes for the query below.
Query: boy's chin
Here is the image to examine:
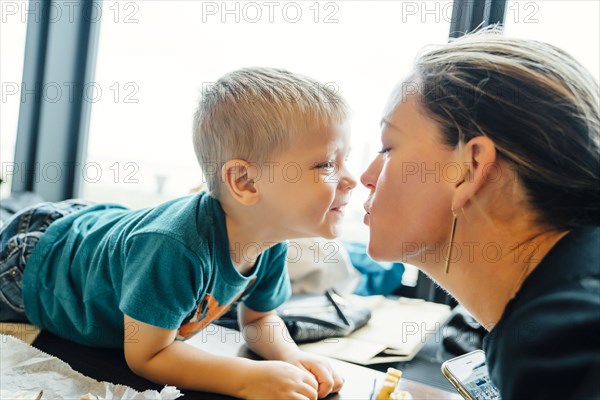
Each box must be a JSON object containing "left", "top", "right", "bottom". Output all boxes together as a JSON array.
[
  {"left": 292, "top": 223, "right": 342, "bottom": 240},
  {"left": 319, "top": 226, "right": 342, "bottom": 240}
]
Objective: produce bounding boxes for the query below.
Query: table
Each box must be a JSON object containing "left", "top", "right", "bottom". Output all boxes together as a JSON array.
[{"left": 31, "top": 325, "right": 460, "bottom": 399}]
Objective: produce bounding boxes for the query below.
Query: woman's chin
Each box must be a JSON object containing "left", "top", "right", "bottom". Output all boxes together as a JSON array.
[{"left": 366, "top": 241, "right": 397, "bottom": 262}]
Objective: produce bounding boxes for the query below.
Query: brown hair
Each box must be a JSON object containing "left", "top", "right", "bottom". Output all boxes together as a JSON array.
[{"left": 410, "top": 29, "right": 600, "bottom": 229}]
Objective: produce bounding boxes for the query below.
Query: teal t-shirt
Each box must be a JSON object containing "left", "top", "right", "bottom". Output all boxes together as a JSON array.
[{"left": 22, "top": 192, "right": 291, "bottom": 347}]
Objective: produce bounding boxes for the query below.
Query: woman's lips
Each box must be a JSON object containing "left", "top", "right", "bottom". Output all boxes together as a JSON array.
[{"left": 363, "top": 210, "right": 370, "bottom": 225}]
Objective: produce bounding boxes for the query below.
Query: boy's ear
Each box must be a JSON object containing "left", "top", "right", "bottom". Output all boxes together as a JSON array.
[
  {"left": 221, "top": 160, "right": 259, "bottom": 205},
  {"left": 452, "top": 136, "right": 498, "bottom": 210}
]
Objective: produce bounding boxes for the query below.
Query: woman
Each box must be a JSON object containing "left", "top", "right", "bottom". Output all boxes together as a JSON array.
[{"left": 361, "top": 30, "right": 599, "bottom": 399}]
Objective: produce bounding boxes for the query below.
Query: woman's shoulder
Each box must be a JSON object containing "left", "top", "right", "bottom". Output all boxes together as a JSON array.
[
  {"left": 497, "top": 279, "right": 599, "bottom": 349},
  {"left": 486, "top": 251, "right": 600, "bottom": 399},
  {"left": 489, "top": 287, "right": 599, "bottom": 398},
  {"left": 499, "top": 225, "right": 598, "bottom": 323},
  {"left": 539, "top": 226, "right": 598, "bottom": 278},
  {"left": 494, "top": 223, "right": 600, "bottom": 352}
]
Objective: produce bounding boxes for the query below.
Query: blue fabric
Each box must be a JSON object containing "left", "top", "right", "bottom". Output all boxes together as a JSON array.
[
  {"left": 343, "top": 241, "right": 405, "bottom": 296},
  {"left": 21, "top": 192, "right": 291, "bottom": 347},
  {"left": 0, "top": 200, "right": 91, "bottom": 322}
]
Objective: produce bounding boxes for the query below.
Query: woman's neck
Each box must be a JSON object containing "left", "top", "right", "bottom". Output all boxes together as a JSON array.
[{"left": 423, "top": 218, "right": 570, "bottom": 330}]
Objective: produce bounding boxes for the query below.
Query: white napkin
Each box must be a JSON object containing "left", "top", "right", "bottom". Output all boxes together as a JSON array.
[{"left": 0, "top": 335, "right": 181, "bottom": 400}]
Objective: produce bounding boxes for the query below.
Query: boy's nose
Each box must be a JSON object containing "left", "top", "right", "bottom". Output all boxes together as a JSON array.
[
  {"left": 339, "top": 166, "right": 357, "bottom": 191},
  {"left": 344, "top": 173, "right": 358, "bottom": 191}
]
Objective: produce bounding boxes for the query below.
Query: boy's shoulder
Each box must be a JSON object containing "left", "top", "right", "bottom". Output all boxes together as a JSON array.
[{"left": 125, "top": 192, "right": 223, "bottom": 246}]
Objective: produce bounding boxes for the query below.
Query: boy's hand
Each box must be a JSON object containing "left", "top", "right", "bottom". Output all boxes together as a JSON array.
[
  {"left": 242, "top": 360, "right": 319, "bottom": 400},
  {"left": 283, "top": 350, "right": 345, "bottom": 398},
  {"left": 237, "top": 308, "right": 343, "bottom": 398}
]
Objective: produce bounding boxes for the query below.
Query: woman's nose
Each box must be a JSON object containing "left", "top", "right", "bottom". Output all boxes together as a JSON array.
[{"left": 361, "top": 157, "right": 381, "bottom": 190}]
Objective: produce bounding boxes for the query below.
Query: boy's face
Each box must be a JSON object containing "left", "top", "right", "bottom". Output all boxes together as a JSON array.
[{"left": 255, "top": 121, "right": 357, "bottom": 240}]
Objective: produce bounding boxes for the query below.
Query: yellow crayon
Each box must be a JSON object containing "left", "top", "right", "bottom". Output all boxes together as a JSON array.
[{"left": 386, "top": 367, "right": 402, "bottom": 380}]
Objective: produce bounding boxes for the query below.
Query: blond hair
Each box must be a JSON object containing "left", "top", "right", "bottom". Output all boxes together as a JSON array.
[
  {"left": 405, "top": 28, "right": 600, "bottom": 229},
  {"left": 192, "top": 67, "right": 348, "bottom": 198}
]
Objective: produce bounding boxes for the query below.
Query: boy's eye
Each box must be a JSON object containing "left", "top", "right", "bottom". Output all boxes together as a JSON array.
[{"left": 315, "top": 161, "right": 336, "bottom": 170}]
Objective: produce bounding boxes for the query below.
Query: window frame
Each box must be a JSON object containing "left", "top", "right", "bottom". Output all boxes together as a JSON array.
[{"left": 11, "top": 0, "right": 101, "bottom": 201}]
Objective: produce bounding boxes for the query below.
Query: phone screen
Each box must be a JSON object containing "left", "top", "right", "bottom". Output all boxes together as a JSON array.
[{"left": 442, "top": 350, "right": 501, "bottom": 400}]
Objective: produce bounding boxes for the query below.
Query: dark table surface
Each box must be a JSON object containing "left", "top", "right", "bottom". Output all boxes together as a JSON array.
[{"left": 30, "top": 325, "right": 460, "bottom": 399}]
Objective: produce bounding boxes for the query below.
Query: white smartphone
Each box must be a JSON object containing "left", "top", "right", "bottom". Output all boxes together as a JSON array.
[{"left": 441, "top": 350, "right": 502, "bottom": 400}]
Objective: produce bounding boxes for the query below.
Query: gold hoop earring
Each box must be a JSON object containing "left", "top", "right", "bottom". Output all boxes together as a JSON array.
[{"left": 444, "top": 209, "right": 458, "bottom": 274}]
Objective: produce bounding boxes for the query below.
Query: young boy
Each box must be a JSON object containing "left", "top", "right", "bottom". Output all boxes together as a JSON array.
[{"left": 0, "top": 67, "right": 356, "bottom": 399}]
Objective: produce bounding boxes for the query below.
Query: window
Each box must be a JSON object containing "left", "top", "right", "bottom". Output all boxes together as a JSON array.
[
  {"left": 0, "top": 6, "right": 28, "bottom": 199},
  {"left": 80, "top": 0, "right": 452, "bottom": 241},
  {"left": 504, "top": 0, "right": 599, "bottom": 81}
]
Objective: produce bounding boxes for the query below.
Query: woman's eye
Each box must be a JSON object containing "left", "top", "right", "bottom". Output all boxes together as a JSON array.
[{"left": 378, "top": 147, "right": 391, "bottom": 154}]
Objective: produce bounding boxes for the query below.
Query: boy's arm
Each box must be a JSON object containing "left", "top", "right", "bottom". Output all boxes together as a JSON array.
[
  {"left": 123, "top": 314, "right": 318, "bottom": 399},
  {"left": 238, "top": 304, "right": 345, "bottom": 398}
]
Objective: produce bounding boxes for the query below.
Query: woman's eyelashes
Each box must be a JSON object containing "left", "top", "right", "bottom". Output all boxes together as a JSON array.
[{"left": 378, "top": 147, "right": 391, "bottom": 154}]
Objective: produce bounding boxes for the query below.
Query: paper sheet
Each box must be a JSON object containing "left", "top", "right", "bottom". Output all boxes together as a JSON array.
[
  {"left": 300, "top": 297, "right": 451, "bottom": 365},
  {"left": 0, "top": 335, "right": 181, "bottom": 400}
]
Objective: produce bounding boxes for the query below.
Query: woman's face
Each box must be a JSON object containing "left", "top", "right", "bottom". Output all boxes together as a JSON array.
[{"left": 360, "top": 94, "right": 458, "bottom": 264}]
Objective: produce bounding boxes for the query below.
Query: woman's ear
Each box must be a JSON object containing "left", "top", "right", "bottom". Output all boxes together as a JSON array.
[
  {"left": 452, "top": 136, "right": 497, "bottom": 210},
  {"left": 221, "top": 160, "right": 259, "bottom": 205}
]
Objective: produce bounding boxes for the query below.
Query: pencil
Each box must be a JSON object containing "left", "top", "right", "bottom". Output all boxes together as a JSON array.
[{"left": 325, "top": 289, "right": 351, "bottom": 326}]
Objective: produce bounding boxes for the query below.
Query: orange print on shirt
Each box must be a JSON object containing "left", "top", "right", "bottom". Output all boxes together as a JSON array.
[
  {"left": 177, "top": 277, "right": 257, "bottom": 340},
  {"left": 177, "top": 293, "right": 231, "bottom": 339}
]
